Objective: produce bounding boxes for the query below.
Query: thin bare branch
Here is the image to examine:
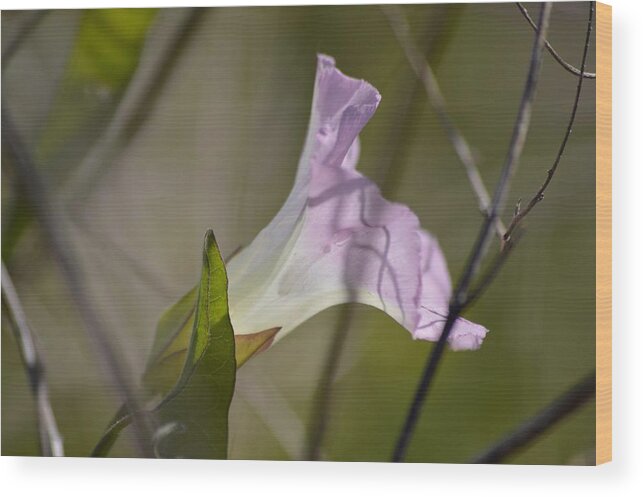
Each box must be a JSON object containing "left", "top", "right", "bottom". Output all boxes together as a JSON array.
[
  {"left": 2, "top": 262, "right": 64, "bottom": 457},
  {"left": 517, "top": 3, "right": 596, "bottom": 79},
  {"left": 505, "top": 1, "right": 595, "bottom": 242},
  {"left": 382, "top": 4, "right": 506, "bottom": 240},
  {"left": 472, "top": 371, "right": 596, "bottom": 463},
  {"left": 2, "top": 109, "right": 157, "bottom": 458},
  {"left": 392, "top": 2, "right": 553, "bottom": 463}
]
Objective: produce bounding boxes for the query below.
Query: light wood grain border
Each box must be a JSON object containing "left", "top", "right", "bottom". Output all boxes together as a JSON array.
[{"left": 595, "top": 1, "right": 612, "bottom": 466}]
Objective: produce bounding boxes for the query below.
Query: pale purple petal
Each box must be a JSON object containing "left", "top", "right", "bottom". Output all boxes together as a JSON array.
[{"left": 227, "top": 54, "right": 488, "bottom": 351}]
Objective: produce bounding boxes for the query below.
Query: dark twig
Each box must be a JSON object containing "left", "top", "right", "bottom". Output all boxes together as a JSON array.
[
  {"left": 517, "top": 2, "right": 596, "bottom": 79},
  {"left": 2, "top": 262, "right": 64, "bottom": 457},
  {"left": 2, "top": 110, "right": 157, "bottom": 458},
  {"left": 392, "top": 3, "right": 552, "bottom": 463},
  {"left": 472, "top": 371, "right": 596, "bottom": 463},
  {"left": 1, "top": 10, "right": 48, "bottom": 72},
  {"left": 382, "top": 5, "right": 505, "bottom": 240},
  {"left": 505, "top": 1, "right": 595, "bottom": 243}
]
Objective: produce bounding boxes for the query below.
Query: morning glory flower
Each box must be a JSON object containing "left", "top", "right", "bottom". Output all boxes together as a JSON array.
[{"left": 226, "top": 54, "right": 487, "bottom": 351}]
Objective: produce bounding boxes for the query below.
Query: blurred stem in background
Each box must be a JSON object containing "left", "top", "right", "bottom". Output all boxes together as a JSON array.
[
  {"left": 375, "top": 5, "right": 465, "bottom": 196},
  {"left": 1, "top": 262, "right": 64, "bottom": 457},
  {"left": 2, "top": 9, "right": 203, "bottom": 271},
  {"left": 305, "top": 4, "right": 466, "bottom": 461},
  {"left": 2, "top": 109, "right": 157, "bottom": 458},
  {"left": 1, "top": 10, "right": 48, "bottom": 72},
  {"left": 1, "top": 10, "right": 49, "bottom": 261},
  {"left": 382, "top": 4, "right": 505, "bottom": 240},
  {"left": 2, "top": 9, "right": 204, "bottom": 307},
  {"left": 472, "top": 371, "right": 596, "bottom": 463},
  {"left": 62, "top": 8, "right": 205, "bottom": 208},
  {"left": 65, "top": 8, "right": 205, "bottom": 301},
  {"left": 2, "top": 9, "right": 156, "bottom": 259}
]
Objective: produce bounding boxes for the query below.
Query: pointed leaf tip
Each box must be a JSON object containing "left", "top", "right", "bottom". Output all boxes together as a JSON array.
[{"left": 153, "top": 228, "right": 236, "bottom": 458}]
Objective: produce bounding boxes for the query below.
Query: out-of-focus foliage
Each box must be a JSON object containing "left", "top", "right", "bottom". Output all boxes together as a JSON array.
[
  {"left": 2, "top": 4, "right": 596, "bottom": 463},
  {"left": 67, "top": 9, "right": 157, "bottom": 90},
  {"left": 38, "top": 8, "right": 157, "bottom": 163},
  {"left": 2, "top": 9, "right": 158, "bottom": 259}
]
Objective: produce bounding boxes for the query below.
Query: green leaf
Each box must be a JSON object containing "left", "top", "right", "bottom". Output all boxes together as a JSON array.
[
  {"left": 91, "top": 227, "right": 280, "bottom": 458},
  {"left": 91, "top": 230, "right": 237, "bottom": 458},
  {"left": 152, "top": 230, "right": 236, "bottom": 459}
]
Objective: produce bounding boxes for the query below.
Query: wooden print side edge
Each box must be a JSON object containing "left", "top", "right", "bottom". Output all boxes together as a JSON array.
[{"left": 595, "top": 1, "right": 612, "bottom": 466}]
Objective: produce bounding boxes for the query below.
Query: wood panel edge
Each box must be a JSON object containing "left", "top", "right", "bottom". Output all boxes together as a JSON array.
[{"left": 595, "top": 0, "right": 612, "bottom": 466}]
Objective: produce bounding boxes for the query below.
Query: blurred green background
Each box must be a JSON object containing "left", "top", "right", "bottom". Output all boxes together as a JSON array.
[{"left": 1, "top": 2, "right": 595, "bottom": 464}]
